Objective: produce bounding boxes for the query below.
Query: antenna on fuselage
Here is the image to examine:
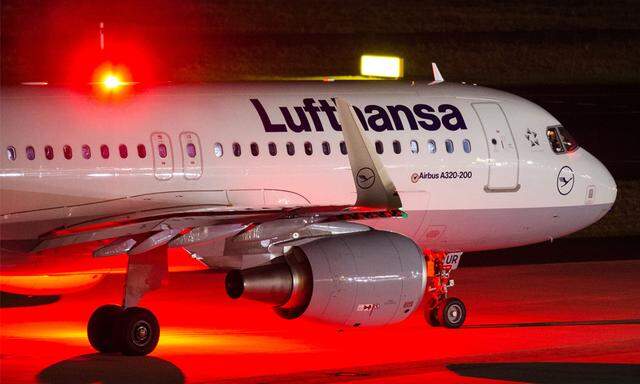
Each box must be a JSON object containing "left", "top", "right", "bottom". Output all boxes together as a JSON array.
[
  {"left": 429, "top": 62, "right": 444, "bottom": 85},
  {"left": 99, "top": 22, "right": 105, "bottom": 51}
]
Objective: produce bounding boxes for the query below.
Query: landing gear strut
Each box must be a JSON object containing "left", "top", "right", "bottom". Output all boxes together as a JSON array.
[
  {"left": 87, "top": 244, "right": 168, "bottom": 356},
  {"left": 424, "top": 251, "right": 466, "bottom": 328},
  {"left": 87, "top": 305, "right": 160, "bottom": 355}
]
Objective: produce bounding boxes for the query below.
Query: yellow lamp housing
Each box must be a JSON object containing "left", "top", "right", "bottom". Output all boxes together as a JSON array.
[{"left": 360, "top": 55, "right": 404, "bottom": 79}]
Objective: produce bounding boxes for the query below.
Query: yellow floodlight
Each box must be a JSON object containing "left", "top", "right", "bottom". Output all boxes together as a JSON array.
[{"left": 360, "top": 55, "right": 404, "bottom": 78}]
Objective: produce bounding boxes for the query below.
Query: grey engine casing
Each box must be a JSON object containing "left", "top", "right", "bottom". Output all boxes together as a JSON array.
[
  {"left": 225, "top": 230, "right": 427, "bottom": 326},
  {"left": 284, "top": 230, "right": 426, "bottom": 327}
]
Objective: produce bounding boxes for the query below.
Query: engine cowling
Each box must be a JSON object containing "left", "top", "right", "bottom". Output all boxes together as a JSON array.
[{"left": 225, "top": 230, "right": 426, "bottom": 327}]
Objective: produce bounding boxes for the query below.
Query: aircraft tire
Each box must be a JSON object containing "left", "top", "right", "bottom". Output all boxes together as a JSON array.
[
  {"left": 439, "top": 297, "right": 466, "bottom": 328},
  {"left": 427, "top": 308, "right": 441, "bottom": 326},
  {"left": 87, "top": 304, "right": 123, "bottom": 353},
  {"left": 424, "top": 302, "right": 441, "bottom": 327},
  {"left": 115, "top": 307, "right": 160, "bottom": 356}
]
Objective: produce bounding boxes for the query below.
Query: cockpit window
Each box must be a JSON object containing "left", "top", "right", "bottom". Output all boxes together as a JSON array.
[
  {"left": 557, "top": 126, "right": 578, "bottom": 152},
  {"left": 547, "top": 126, "right": 578, "bottom": 154}
]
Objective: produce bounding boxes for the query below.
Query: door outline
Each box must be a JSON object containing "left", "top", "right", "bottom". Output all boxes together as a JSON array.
[
  {"left": 472, "top": 102, "right": 520, "bottom": 192},
  {"left": 179, "top": 131, "right": 203, "bottom": 180},
  {"left": 150, "top": 132, "right": 174, "bottom": 181}
]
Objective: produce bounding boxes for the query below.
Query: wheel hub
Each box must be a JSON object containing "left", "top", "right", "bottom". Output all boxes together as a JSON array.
[
  {"left": 447, "top": 304, "right": 462, "bottom": 324},
  {"left": 132, "top": 320, "right": 151, "bottom": 346}
]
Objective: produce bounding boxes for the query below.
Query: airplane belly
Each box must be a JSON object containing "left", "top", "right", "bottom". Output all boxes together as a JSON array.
[{"left": 414, "top": 204, "right": 611, "bottom": 252}]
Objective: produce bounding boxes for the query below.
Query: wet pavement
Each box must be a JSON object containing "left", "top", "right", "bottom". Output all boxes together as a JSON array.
[{"left": 2, "top": 259, "right": 639, "bottom": 383}]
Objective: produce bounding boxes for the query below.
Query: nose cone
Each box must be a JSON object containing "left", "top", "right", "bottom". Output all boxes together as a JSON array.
[
  {"left": 595, "top": 157, "right": 617, "bottom": 208},
  {"left": 580, "top": 149, "right": 617, "bottom": 216}
]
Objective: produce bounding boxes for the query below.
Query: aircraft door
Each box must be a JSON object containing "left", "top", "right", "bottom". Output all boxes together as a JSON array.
[
  {"left": 151, "top": 132, "right": 174, "bottom": 180},
  {"left": 472, "top": 103, "right": 520, "bottom": 191},
  {"left": 179, "top": 132, "right": 203, "bottom": 180}
]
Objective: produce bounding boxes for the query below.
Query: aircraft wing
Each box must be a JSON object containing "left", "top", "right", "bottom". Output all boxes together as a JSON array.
[{"left": 31, "top": 98, "right": 405, "bottom": 258}]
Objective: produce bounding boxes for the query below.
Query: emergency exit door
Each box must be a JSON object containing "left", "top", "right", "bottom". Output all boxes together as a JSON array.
[
  {"left": 179, "top": 132, "right": 203, "bottom": 180},
  {"left": 472, "top": 103, "right": 519, "bottom": 191},
  {"left": 151, "top": 132, "right": 174, "bottom": 180}
]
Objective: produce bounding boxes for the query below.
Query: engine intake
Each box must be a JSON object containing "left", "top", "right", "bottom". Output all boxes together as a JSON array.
[{"left": 225, "top": 230, "right": 426, "bottom": 327}]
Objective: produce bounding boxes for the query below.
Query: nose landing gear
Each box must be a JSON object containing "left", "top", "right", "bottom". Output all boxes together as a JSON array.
[{"left": 424, "top": 251, "right": 467, "bottom": 328}]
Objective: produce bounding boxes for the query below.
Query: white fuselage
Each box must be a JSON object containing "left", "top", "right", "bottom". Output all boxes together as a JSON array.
[{"left": 0, "top": 82, "right": 617, "bottom": 254}]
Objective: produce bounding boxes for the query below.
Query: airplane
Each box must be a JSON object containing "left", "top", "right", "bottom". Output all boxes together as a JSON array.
[{"left": 0, "top": 66, "right": 617, "bottom": 356}]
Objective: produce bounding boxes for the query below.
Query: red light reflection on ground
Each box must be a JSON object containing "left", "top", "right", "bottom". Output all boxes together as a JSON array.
[{"left": 2, "top": 260, "right": 639, "bottom": 383}]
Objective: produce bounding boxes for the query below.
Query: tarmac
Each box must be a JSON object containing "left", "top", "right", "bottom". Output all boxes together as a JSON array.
[{"left": 1, "top": 259, "right": 639, "bottom": 383}]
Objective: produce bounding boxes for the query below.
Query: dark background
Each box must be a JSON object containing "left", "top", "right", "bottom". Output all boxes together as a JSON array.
[
  {"left": 2, "top": 0, "right": 640, "bottom": 85},
  {"left": 2, "top": 0, "right": 639, "bottom": 261}
]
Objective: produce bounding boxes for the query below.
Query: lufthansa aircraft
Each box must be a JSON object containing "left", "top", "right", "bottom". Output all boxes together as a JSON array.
[{"left": 0, "top": 70, "right": 617, "bottom": 355}]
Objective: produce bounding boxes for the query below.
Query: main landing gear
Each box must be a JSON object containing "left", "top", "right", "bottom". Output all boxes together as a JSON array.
[
  {"left": 424, "top": 251, "right": 467, "bottom": 328},
  {"left": 87, "top": 244, "right": 168, "bottom": 356},
  {"left": 88, "top": 305, "right": 160, "bottom": 356}
]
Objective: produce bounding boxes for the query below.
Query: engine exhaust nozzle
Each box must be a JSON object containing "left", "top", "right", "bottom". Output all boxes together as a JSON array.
[
  {"left": 224, "top": 250, "right": 313, "bottom": 319},
  {"left": 225, "top": 260, "right": 293, "bottom": 306}
]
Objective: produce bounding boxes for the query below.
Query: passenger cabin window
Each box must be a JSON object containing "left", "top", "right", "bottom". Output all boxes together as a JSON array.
[
  {"left": 427, "top": 139, "right": 437, "bottom": 154},
  {"left": 463, "top": 139, "right": 472, "bottom": 153},
  {"left": 119, "top": 144, "right": 128, "bottom": 158},
  {"left": 44, "top": 145, "right": 54, "bottom": 160},
  {"left": 26, "top": 146, "right": 35, "bottom": 160},
  {"left": 250, "top": 142, "right": 259, "bottom": 156},
  {"left": 375, "top": 140, "right": 384, "bottom": 154},
  {"left": 232, "top": 142, "right": 241, "bottom": 157},
  {"left": 214, "top": 143, "right": 223, "bottom": 158},
  {"left": 63, "top": 145, "right": 73, "bottom": 160},
  {"left": 268, "top": 142, "right": 277, "bottom": 156},
  {"left": 137, "top": 144, "right": 146, "bottom": 158},
  {"left": 340, "top": 141, "right": 348, "bottom": 155},
  {"left": 186, "top": 143, "right": 197, "bottom": 158},
  {"left": 82, "top": 145, "right": 91, "bottom": 159},
  {"left": 304, "top": 141, "right": 313, "bottom": 155},
  {"left": 410, "top": 140, "right": 419, "bottom": 154},
  {"left": 286, "top": 142, "right": 295, "bottom": 156},
  {"left": 100, "top": 144, "right": 110, "bottom": 159},
  {"left": 547, "top": 126, "right": 578, "bottom": 154},
  {"left": 6, "top": 146, "right": 16, "bottom": 161},
  {"left": 322, "top": 141, "right": 331, "bottom": 155},
  {"left": 158, "top": 143, "right": 167, "bottom": 158},
  {"left": 393, "top": 140, "right": 401, "bottom": 154},
  {"left": 445, "top": 139, "right": 454, "bottom": 153}
]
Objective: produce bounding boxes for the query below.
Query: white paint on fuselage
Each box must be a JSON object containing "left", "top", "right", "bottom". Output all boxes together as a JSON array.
[{"left": 0, "top": 82, "right": 617, "bottom": 251}]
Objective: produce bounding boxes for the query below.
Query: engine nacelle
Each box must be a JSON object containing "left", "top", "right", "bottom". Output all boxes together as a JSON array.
[{"left": 225, "top": 230, "right": 426, "bottom": 327}]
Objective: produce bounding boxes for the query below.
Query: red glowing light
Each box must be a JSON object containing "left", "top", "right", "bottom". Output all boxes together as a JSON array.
[
  {"left": 91, "top": 63, "right": 134, "bottom": 96},
  {"left": 103, "top": 74, "right": 123, "bottom": 89}
]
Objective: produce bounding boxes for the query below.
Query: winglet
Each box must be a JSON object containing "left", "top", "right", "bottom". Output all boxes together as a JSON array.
[
  {"left": 335, "top": 98, "right": 402, "bottom": 209},
  {"left": 430, "top": 62, "right": 444, "bottom": 85}
]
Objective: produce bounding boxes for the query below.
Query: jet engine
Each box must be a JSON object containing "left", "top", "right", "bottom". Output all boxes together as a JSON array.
[{"left": 225, "top": 230, "right": 426, "bottom": 327}]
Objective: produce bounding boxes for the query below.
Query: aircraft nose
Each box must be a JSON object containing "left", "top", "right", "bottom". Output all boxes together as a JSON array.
[
  {"left": 588, "top": 153, "right": 617, "bottom": 208},
  {"left": 573, "top": 149, "right": 617, "bottom": 229},
  {"left": 598, "top": 162, "right": 617, "bottom": 206}
]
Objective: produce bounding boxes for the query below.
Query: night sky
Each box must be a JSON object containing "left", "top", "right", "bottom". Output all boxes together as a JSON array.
[{"left": 2, "top": 0, "right": 639, "bottom": 85}]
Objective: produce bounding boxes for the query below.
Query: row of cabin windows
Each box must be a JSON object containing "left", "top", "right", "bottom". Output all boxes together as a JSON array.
[
  {"left": 214, "top": 138, "right": 472, "bottom": 158},
  {"left": 5, "top": 144, "right": 147, "bottom": 161},
  {"left": 5, "top": 138, "right": 472, "bottom": 162}
]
